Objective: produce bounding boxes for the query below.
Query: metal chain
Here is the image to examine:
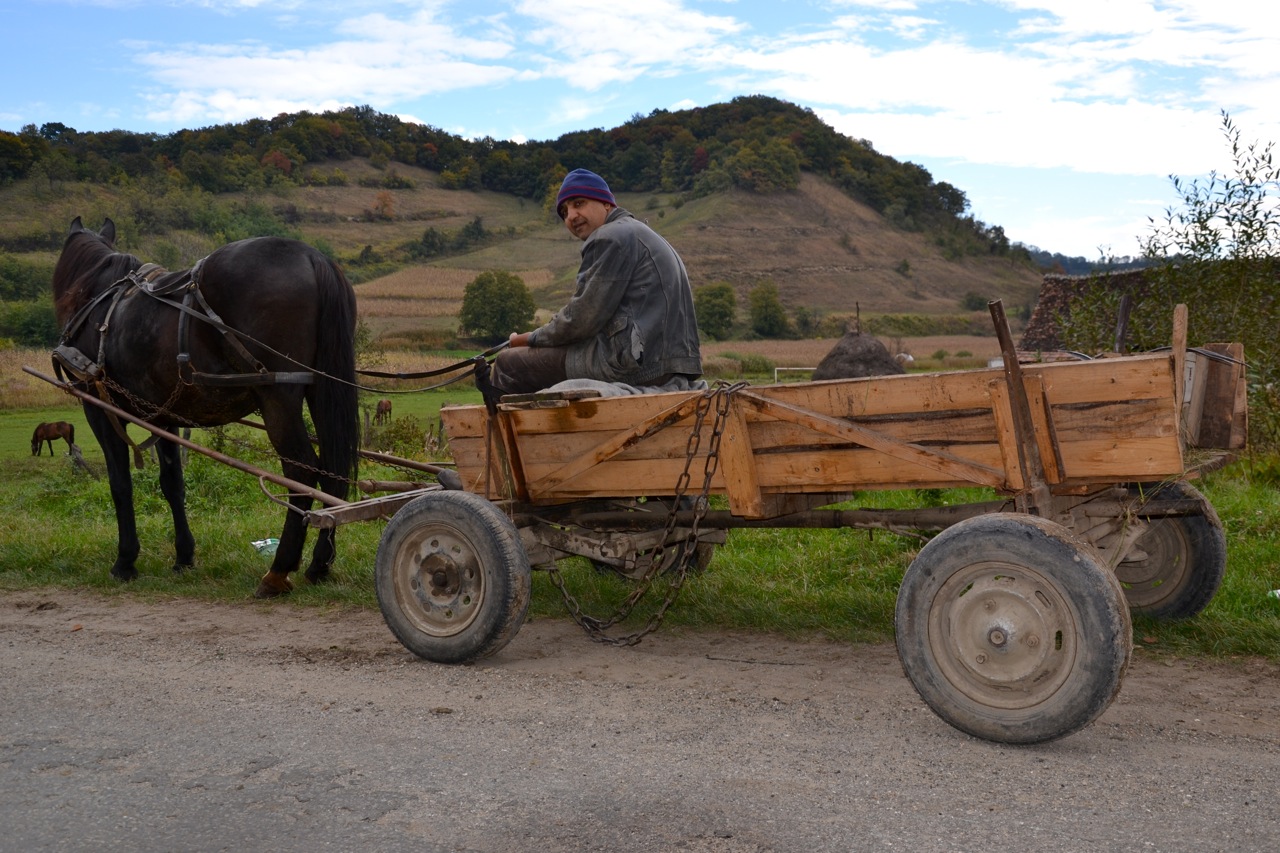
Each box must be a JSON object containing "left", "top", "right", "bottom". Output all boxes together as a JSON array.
[{"left": 549, "top": 381, "right": 744, "bottom": 646}]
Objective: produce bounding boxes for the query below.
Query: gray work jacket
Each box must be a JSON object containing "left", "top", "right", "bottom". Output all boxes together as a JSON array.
[{"left": 528, "top": 207, "right": 702, "bottom": 385}]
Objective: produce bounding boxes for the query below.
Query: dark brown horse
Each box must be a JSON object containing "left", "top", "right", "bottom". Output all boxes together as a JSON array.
[
  {"left": 374, "top": 398, "right": 392, "bottom": 425},
  {"left": 31, "top": 421, "right": 75, "bottom": 455},
  {"left": 52, "top": 218, "right": 360, "bottom": 598}
]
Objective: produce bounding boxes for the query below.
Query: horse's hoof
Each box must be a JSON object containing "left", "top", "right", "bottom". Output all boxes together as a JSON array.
[
  {"left": 171, "top": 562, "right": 194, "bottom": 574},
  {"left": 253, "top": 572, "right": 294, "bottom": 599},
  {"left": 304, "top": 565, "right": 331, "bottom": 585},
  {"left": 110, "top": 566, "right": 139, "bottom": 583}
]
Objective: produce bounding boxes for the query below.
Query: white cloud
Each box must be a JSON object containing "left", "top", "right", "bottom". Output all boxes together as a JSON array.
[{"left": 515, "top": 0, "right": 744, "bottom": 86}]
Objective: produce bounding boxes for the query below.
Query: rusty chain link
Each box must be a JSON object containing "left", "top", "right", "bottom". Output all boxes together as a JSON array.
[{"left": 549, "top": 381, "right": 745, "bottom": 646}]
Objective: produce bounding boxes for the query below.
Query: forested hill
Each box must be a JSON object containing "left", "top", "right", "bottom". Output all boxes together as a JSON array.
[{"left": 0, "top": 95, "right": 1015, "bottom": 258}]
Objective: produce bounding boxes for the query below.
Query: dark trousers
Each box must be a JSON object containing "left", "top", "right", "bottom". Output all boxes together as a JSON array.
[{"left": 489, "top": 346, "right": 569, "bottom": 395}]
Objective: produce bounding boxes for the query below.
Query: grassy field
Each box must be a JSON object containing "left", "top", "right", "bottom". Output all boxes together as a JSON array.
[{"left": 3, "top": 345, "right": 1279, "bottom": 659}]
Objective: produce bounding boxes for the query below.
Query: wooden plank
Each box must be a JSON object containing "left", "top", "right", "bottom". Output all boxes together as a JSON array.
[
  {"left": 987, "top": 380, "right": 1022, "bottom": 491},
  {"left": 506, "top": 430, "right": 1186, "bottom": 502},
  {"left": 523, "top": 392, "right": 706, "bottom": 499},
  {"left": 1172, "top": 303, "right": 1188, "bottom": 414},
  {"left": 502, "top": 390, "right": 701, "bottom": 435},
  {"left": 736, "top": 389, "right": 1007, "bottom": 488},
  {"left": 1024, "top": 355, "right": 1175, "bottom": 404},
  {"left": 493, "top": 410, "right": 528, "bottom": 501},
  {"left": 1024, "top": 375, "right": 1064, "bottom": 484},
  {"left": 1180, "top": 350, "right": 1208, "bottom": 446},
  {"left": 1194, "top": 342, "right": 1248, "bottom": 450},
  {"left": 717, "top": 400, "right": 766, "bottom": 517}
]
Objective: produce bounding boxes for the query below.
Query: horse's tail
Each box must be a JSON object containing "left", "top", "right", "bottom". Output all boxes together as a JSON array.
[
  {"left": 310, "top": 253, "right": 360, "bottom": 500},
  {"left": 66, "top": 422, "right": 74, "bottom": 444}
]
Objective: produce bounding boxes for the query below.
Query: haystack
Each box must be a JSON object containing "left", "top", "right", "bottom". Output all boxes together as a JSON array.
[{"left": 812, "top": 333, "right": 905, "bottom": 380}]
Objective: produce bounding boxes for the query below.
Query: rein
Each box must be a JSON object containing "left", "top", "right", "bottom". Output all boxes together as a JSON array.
[{"left": 57, "top": 260, "right": 508, "bottom": 397}]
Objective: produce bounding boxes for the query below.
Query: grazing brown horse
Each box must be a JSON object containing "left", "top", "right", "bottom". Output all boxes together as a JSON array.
[
  {"left": 374, "top": 398, "right": 392, "bottom": 425},
  {"left": 52, "top": 217, "right": 360, "bottom": 598},
  {"left": 31, "top": 421, "right": 75, "bottom": 455}
]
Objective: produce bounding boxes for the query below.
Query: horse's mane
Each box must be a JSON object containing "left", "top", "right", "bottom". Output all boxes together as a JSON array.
[{"left": 52, "top": 231, "right": 142, "bottom": 324}]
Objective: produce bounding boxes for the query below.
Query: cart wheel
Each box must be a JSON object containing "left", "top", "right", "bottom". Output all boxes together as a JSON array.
[
  {"left": 1116, "top": 482, "right": 1226, "bottom": 619},
  {"left": 895, "top": 513, "right": 1132, "bottom": 744},
  {"left": 376, "top": 491, "right": 530, "bottom": 664}
]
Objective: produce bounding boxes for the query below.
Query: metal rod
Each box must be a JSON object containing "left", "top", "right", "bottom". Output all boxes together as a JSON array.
[
  {"left": 23, "top": 365, "right": 348, "bottom": 508},
  {"left": 235, "top": 418, "right": 456, "bottom": 473},
  {"left": 524, "top": 501, "right": 1013, "bottom": 532}
]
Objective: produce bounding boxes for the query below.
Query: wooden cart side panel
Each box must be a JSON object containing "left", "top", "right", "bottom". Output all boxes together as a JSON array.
[
  {"left": 453, "top": 396, "right": 1178, "bottom": 464},
  {"left": 441, "top": 355, "right": 1177, "bottom": 441},
  {"left": 440, "top": 353, "right": 1186, "bottom": 505},
  {"left": 506, "top": 430, "right": 1184, "bottom": 501},
  {"left": 736, "top": 390, "right": 1007, "bottom": 489},
  {"left": 1193, "top": 342, "right": 1248, "bottom": 450}
]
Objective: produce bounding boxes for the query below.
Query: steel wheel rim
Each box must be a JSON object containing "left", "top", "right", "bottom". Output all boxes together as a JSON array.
[
  {"left": 1116, "top": 519, "right": 1191, "bottom": 610},
  {"left": 927, "top": 562, "right": 1079, "bottom": 712},
  {"left": 391, "top": 522, "right": 485, "bottom": 638}
]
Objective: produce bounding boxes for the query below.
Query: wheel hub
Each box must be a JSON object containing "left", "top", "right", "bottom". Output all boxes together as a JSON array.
[
  {"left": 424, "top": 554, "right": 460, "bottom": 596},
  {"left": 932, "top": 569, "right": 1076, "bottom": 709}
]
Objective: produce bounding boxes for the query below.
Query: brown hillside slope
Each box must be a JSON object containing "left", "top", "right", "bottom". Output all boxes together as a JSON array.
[
  {"left": 330, "top": 167, "right": 1042, "bottom": 340},
  {"left": 655, "top": 174, "right": 1041, "bottom": 316},
  {"left": 2, "top": 158, "right": 1041, "bottom": 344}
]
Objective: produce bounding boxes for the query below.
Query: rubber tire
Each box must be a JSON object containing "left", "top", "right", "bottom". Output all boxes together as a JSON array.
[
  {"left": 1116, "top": 482, "right": 1226, "bottom": 619},
  {"left": 895, "top": 513, "right": 1132, "bottom": 745},
  {"left": 376, "top": 491, "right": 530, "bottom": 664}
]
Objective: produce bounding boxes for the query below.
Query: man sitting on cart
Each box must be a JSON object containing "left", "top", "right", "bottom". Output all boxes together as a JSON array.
[{"left": 489, "top": 168, "right": 703, "bottom": 396}]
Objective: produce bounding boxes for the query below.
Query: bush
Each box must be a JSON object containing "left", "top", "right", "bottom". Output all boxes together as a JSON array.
[
  {"left": 0, "top": 299, "right": 58, "bottom": 347},
  {"left": 458, "top": 270, "right": 535, "bottom": 341},
  {"left": 1059, "top": 112, "right": 1280, "bottom": 450},
  {"left": 695, "top": 282, "right": 736, "bottom": 341},
  {"left": 748, "top": 281, "right": 791, "bottom": 338},
  {"left": 738, "top": 353, "right": 775, "bottom": 375}
]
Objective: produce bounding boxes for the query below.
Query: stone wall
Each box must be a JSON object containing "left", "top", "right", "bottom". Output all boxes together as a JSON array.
[{"left": 1019, "top": 268, "right": 1152, "bottom": 352}]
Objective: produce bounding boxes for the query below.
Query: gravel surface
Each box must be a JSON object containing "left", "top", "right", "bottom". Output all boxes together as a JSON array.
[{"left": 3, "top": 588, "right": 1278, "bottom": 852}]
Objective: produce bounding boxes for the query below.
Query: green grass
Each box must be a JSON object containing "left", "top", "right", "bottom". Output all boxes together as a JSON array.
[{"left": 3, "top": 394, "right": 1280, "bottom": 659}]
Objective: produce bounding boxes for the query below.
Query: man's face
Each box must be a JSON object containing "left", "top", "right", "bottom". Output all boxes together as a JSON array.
[{"left": 561, "top": 197, "right": 612, "bottom": 241}]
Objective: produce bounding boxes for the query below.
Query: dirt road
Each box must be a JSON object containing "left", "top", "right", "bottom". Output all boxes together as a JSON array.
[{"left": 3, "top": 588, "right": 1278, "bottom": 852}]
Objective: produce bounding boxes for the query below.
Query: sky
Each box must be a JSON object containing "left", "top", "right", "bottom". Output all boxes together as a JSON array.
[{"left": 3, "top": 0, "right": 1279, "bottom": 259}]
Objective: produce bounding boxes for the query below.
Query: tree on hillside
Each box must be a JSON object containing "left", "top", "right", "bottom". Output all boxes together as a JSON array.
[
  {"left": 694, "top": 282, "right": 736, "bottom": 340},
  {"left": 748, "top": 280, "right": 791, "bottom": 338},
  {"left": 459, "top": 270, "right": 536, "bottom": 341}
]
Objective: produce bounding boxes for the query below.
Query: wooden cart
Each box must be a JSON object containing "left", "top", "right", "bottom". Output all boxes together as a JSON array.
[
  {"left": 373, "top": 304, "right": 1246, "bottom": 744},
  {"left": 25, "top": 303, "right": 1248, "bottom": 745}
]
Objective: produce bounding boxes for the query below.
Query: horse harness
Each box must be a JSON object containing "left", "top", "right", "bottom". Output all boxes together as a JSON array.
[{"left": 53, "top": 260, "right": 313, "bottom": 465}]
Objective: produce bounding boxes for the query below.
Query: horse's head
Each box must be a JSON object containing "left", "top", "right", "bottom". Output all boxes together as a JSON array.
[{"left": 53, "top": 217, "right": 139, "bottom": 325}]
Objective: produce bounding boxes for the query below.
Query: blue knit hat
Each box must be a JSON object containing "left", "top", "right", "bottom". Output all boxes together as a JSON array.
[{"left": 555, "top": 169, "right": 616, "bottom": 218}]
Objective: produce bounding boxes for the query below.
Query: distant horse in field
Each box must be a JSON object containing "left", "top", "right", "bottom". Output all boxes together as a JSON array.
[
  {"left": 52, "top": 217, "right": 359, "bottom": 598},
  {"left": 31, "top": 421, "right": 75, "bottom": 455},
  {"left": 375, "top": 398, "right": 392, "bottom": 425}
]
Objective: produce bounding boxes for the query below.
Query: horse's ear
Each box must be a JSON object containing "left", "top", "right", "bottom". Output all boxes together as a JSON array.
[
  {"left": 101, "top": 218, "right": 115, "bottom": 244},
  {"left": 70, "top": 216, "right": 83, "bottom": 233}
]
